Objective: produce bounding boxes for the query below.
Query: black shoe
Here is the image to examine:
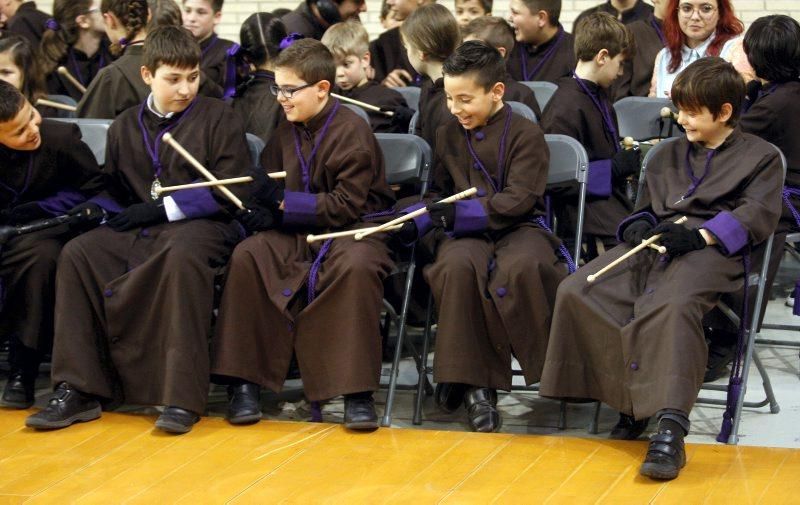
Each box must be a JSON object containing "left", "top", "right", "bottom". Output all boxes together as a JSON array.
[
  {"left": 704, "top": 342, "right": 736, "bottom": 382},
  {"left": 344, "top": 395, "right": 379, "bottom": 430},
  {"left": 464, "top": 387, "right": 501, "bottom": 433},
  {"left": 25, "top": 382, "right": 101, "bottom": 430},
  {"left": 226, "top": 382, "right": 262, "bottom": 425},
  {"left": 155, "top": 406, "right": 200, "bottom": 434},
  {"left": 639, "top": 430, "right": 686, "bottom": 480},
  {"left": 2, "top": 370, "right": 35, "bottom": 409},
  {"left": 434, "top": 382, "right": 468, "bottom": 413},
  {"left": 609, "top": 413, "right": 651, "bottom": 440}
]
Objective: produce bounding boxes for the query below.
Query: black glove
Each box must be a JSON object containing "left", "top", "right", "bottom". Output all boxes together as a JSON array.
[
  {"left": 427, "top": 201, "right": 455, "bottom": 231},
  {"left": 66, "top": 201, "right": 106, "bottom": 228},
  {"left": 249, "top": 169, "right": 284, "bottom": 210},
  {"left": 236, "top": 204, "right": 278, "bottom": 233},
  {"left": 648, "top": 222, "right": 706, "bottom": 257},
  {"left": 383, "top": 105, "right": 415, "bottom": 133},
  {"left": 106, "top": 202, "right": 167, "bottom": 231},
  {"left": 622, "top": 218, "right": 654, "bottom": 246},
  {"left": 396, "top": 221, "right": 419, "bottom": 243},
  {"left": 4, "top": 202, "right": 49, "bottom": 224},
  {"left": 612, "top": 148, "right": 641, "bottom": 179}
]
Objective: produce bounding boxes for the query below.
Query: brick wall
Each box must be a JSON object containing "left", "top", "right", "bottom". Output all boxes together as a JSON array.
[{"left": 33, "top": 0, "right": 800, "bottom": 42}]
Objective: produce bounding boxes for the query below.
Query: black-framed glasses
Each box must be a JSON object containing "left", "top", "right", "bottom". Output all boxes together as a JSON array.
[{"left": 270, "top": 82, "right": 316, "bottom": 99}]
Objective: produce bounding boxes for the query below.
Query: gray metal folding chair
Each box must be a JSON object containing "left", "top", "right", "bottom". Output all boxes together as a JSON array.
[
  {"left": 507, "top": 101, "right": 538, "bottom": 123},
  {"left": 342, "top": 103, "right": 371, "bottom": 125},
  {"left": 613, "top": 97, "right": 679, "bottom": 141},
  {"left": 521, "top": 81, "right": 558, "bottom": 110},
  {"left": 408, "top": 111, "right": 419, "bottom": 135},
  {"left": 395, "top": 86, "right": 421, "bottom": 111},
  {"left": 52, "top": 118, "right": 113, "bottom": 165}
]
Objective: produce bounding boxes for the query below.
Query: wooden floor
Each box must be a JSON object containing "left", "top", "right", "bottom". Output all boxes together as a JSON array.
[{"left": 0, "top": 410, "right": 798, "bottom": 504}]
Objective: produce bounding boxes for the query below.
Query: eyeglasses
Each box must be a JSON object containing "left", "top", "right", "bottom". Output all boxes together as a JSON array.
[
  {"left": 270, "top": 82, "right": 316, "bottom": 99},
  {"left": 677, "top": 3, "right": 717, "bottom": 18}
]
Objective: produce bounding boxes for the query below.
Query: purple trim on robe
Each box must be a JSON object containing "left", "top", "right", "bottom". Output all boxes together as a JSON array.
[
  {"left": 616, "top": 211, "right": 658, "bottom": 242},
  {"left": 587, "top": 159, "right": 612, "bottom": 197},
  {"left": 37, "top": 189, "right": 86, "bottom": 216},
  {"left": 453, "top": 199, "right": 488, "bottom": 236},
  {"left": 171, "top": 187, "right": 222, "bottom": 219},
  {"left": 282, "top": 191, "right": 318, "bottom": 227},
  {"left": 399, "top": 202, "right": 432, "bottom": 245},
  {"left": 702, "top": 211, "right": 749, "bottom": 256},
  {"left": 89, "top": 195, "right": 124, "bottom": 214}
]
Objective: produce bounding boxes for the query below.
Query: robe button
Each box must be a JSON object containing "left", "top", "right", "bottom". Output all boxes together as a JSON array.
[
  {"left": 282, "top": 288, "right": 292, "bottom": 297},
  {"left": 140, "top": 228, "right": 150, "bottom": 237},
  {"left": 103, "top": 289, "right": 113, "bottom": 298},
  {"left": 473, "top": 162, "right": 481, "bottom": 170},
  {"left": 476, "top": 188, "right": 487, "bottom": 197},
  {"left": 474, "top": 132, "right": 485, "bottom": 141},
  {"left": 646, "top": 287, "right": 654, "bottom": 294},
  {"left": 630, "top": 362, "right": 639, "bottom": 371},
  {"left": 496, "top": 287, "right": 507, "bottom": 298}
]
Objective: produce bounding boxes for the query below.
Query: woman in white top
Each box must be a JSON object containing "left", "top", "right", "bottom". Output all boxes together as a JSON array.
[{"left": 649, "top": 0, "right": 752, "bottom": 97}]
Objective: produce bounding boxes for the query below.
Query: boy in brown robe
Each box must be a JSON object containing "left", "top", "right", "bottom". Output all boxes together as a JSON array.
[
  {"left": 540, "top": 58, "right": 783, "bottom": 480},
  {"left": 26, "top": 26, "right": 250, "bottom": 434},
  {"left": 369, "top": 0, "right": 434, "bottom": 87},
  {"left": 399, "top": 41, "right": 568, "bottom": 433},
  {"left": 211, "top": 39, "right": 395, "bottom": 430},
  {"left": 574, "top": 0, "right": 653, "bottom": 27},
  {"left": 0, "top": 82, "right": 104, "bottom": 409},
  {"left": 281, "top": 0, "right": 366, "bottom": 41},
  {"left": 611, "top": 0, "right": 667, "bottom": 100},
  {"left": 506, "top": 0, "right": 575, "bottom": 83},
  {"left": 181, "top": 0, "right": 235, "bottom": 92}
]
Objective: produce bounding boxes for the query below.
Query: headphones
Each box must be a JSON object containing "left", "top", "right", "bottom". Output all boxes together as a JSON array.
[{"left": 308, "top": 0, "right": 342, "bottom": 25}]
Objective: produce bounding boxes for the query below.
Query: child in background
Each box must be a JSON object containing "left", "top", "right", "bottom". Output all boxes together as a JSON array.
[
  {"left": 181, "top": 0, "right": 235, "bottom": 91},
  {"left": 455, "top": 0, "right": 491, "bottom": 29},
  {"left": 0, "top": 36, "right": 56, "bottom": 117}
]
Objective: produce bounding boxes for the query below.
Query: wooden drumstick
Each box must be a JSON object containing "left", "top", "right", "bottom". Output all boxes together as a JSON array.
[
  {"left": 623, "top": 137, "right": 635, "bottom": 149},
  {"left": 332, "top": 93, "right": 394, "bottom": 117},
  {"left": 354, "top": 187, "right": 479, "bottom": 241},
  {"left": 586, "top": 216, "right": 688, "bottom": 283},
  {"left": 155, "top": 176, "right": 254, "bottom": 194},
  {"left": 162, "top": 132, "right": 245, "bottom": 210},
  {"left": 35, "top": 98, "right": 77, "bottom": 112},
  {"left": 307, "top": 223, "right": 405, "bottom": 243},
  {"left": 660, "top": 107, "right": 678, "bottom": 121},
  {"left": 57, "top": 66, "right": 87, "bottom": 94}
]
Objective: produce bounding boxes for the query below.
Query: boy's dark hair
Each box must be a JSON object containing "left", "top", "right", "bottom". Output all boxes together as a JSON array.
[
  {"left": 148, "top": 0, "right": 183, "bottom": 31},
  {"left": 462, "top": 16, "right": 514, "bottom": 61},
  {"left": 143, "top": 26, "right": 202, "bottom": 72},
  {"left": 274, "top": 39, "right": 336, "bottom": 85},
  {"left": 443, "top": 40, "right": 506, "bottom": 91},
  {"left": 519, "top": 0, "right": 561, "bottom": 25},
  {"left": 182, "top": 0, "right": 223, "bottom": 12},
  {"left": 574, "top": 11, "right": 632, "bottom": 61},
  {"left": 240, "top": 12, "right": 287, "bottom": 67},
  {"left": 400, "top": 4, "right": 460, "bottom": 63},
  {"left": 671, "top": 57, "right": 744, "bottom": 127},
  {"left": 744, "top": 15, "right": 800, "bottom": 84},
  {"left": 0, "top": 81, "right": 26, "bottom": 123},
  {"left": 455, "top": 0, "right": 493, "bottom": 13}
]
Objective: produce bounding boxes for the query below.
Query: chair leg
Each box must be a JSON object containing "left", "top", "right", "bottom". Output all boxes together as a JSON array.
[
  {"left": 753, "top": 350, "right": 781, "bottom": 414},
  {"left": 588, "top": 401, "right": 601, "bottom": 434},
  {"left": 413, "top": 292, "right": 435, "bottom": 425},
  {"left": 381, "top": 262, "right": 416, "bottom": 427}
]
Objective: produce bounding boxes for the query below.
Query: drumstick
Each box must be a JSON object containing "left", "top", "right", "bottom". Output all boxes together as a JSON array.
[
  {"left": 307, "top": 223, "right": 404, "bottom": 243},
  {"left": 623, "top": 137, "right": 635, "bottom": 149},
  {"left": 586, "top": 216, "right": 688, "bottom": 283},
  {"left": 35, "top": 99, "right": 77, "bottom": 112},
  {"left": 57, "top": 66, "right": 87, "bottom": 94},
  {"left": 354, "top": 187, "right": 479, "bottom": 241},
  {"left": 155, "top": 176, "right": 254, "bottom": 194},
  {"left": 332, "top": 93, "right": 394, "bottom": 117},
  {"left": 660, "top": 107, "right": 678, "bottom": 121},
  {"left": 162, "top": 132, "right": 245, "bottom": 210}
]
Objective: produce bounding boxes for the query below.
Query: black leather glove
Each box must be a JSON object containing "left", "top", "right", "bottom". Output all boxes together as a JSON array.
[
  {"left": 622, "top": 218, "right": 654, "bottom": 246},
  {"left": 249, "top": 169, "right": 284, "bottom": 210},
  {"left": 427, "top": 201, "right": 455, "bottom": 231},
  {"left": 648, "top": 222, "right": 706, "bottom": 257},
  {"left": 612, "top": 148, "right": 641, "bottom": 179},
  {"left": 396, "top": 221, "right": 419, "bottom": 243},
  {"left": 236, "top": 204, "right": 278, "bottom": 233},
  {"left": 66, "top": 201, "right": 106, "bottom": 228},
  {"left": 106, "top": 202, "right": 167, "bottom": 231},
  {"left": 383, "top": 105, "right": 415, "bottom": 133},
  {"left": 4, "top": 202, "right": 49, "bottom": 224}
]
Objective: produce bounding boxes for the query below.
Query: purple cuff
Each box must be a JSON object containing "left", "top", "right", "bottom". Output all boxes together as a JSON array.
[
  {"left": 38, "top": 189, "right": 86, "bottom": 216},
  {"left": 616, "top": 211, "right": 658, "bottom": 242},
  {"left": 283, "top": 191, "right": 318, "bottom": 227},
  {"left": 587, "top": 159, "right": 612, "bottom": 197},
  {"left": 171, "top": 187, "right": 221, "bottom": 219},
  {"left": 702, "top": 211, "right": 749, "bottom": 256},
  {"left": 453, "top": 199, "right": 488, "bottom": 236},
  {"left": 89, "top": 195, "right": 124, "bottom": 214}
]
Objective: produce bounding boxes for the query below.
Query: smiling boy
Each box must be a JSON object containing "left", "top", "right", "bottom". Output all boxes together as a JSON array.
[
  {"left": 506, "top": 0, "right": 575, "bottom": 83},
  {"left": 182, "top": 0, "right": 234, "bottom": 90},
  {"left": 455, "top": 0, "right": 491, "bottom": 28}
]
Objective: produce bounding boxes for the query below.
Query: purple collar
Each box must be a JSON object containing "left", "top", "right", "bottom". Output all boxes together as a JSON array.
[
  {"left": 677, "top": 144, "right": 716, "bottom": 203},
  {"left": 137, "top": 98, "right": 198, "bottom": 179},
  {"left": 520, "top": 28, "right": 565, "bottom": 81},
  {"left": 67, "top": 48, "right": 106, "bottom": 87},
  {"left": 463, "top": 106, "right": 514, "bottom": 194},
  {"left": 291, "top": 99, "right": 341, "bottom": 193},
  {"left": 572, "top": 73, "right": 619, "bottom": 152}
]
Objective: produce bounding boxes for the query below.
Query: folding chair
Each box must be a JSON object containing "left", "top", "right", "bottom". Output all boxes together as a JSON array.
[
  {"left": 52, "top": 118, "right": 113, "bottom": 166},
  {"left": 613, "top": 96, "right": 679, "bottom": 141},
  {"left": 408, "top": 111, "right": 418, "bottom": 135},
  {"left": 507, "top": 101, "right": 538, "bottom": 123},
  {"left": 342, "top": 103, "right": 371, "bottom": 125},
  {"left": 245, "top": 133, "right": 265, "bottom": 168},
  {"left": 759, "top": 232, "right": 800, "bottom": 355},
  {"left": 395, "top": 86, "right": 421, "bottom": 111},
  {"left": 521, "top": 81, "right": 558, "bottom": 110},
  {"left": 374, "top": 133, "right": 433, "bottom": 426}
]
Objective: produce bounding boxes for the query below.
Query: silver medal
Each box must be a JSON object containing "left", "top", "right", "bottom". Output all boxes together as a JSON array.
[{"left": 150, "top": 178, "right": 162, "bottom": 200}]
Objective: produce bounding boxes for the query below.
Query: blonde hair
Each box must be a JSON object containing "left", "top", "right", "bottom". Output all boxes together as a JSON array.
[
  {"left": 320, "top": 21, "right": 369, "bottom": 61},
  {"left": 401, "top": 4, "right": 460, "bottom": 62}
]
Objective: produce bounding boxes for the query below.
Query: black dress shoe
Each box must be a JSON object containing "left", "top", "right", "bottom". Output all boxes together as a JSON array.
[
  {"left": 227, "top": 382, "right": 262, "bottom": 425},
  {"left": 639, "top": 430, "right": 686, "bottom": 480},
  {"left": 344, "top": 395, "right": 378, "bottom": 430},
  {"left": 434, "top": 382, "right": 468, "bottom": 413},
  {"left": 464, "top": 387, "right": 501, "bottom": 433},
  {"left": 704, "top": 342, "right": 736, "bottom": 382},
  {"left": 2, "top": 370, "right": 35, "bottom": 409},
  {"left": 609, "top": 413, "right": 651, "bottom": 440},
  {"left": 25, "top": 382, "right": 101, "bottom": 430},
  {"left": 155, "top": 406, "right": 200, "bottom": 434}
]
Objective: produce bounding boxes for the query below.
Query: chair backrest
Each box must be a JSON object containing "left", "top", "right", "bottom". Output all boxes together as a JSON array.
[
  {"left": 521, "top": 81, "right": 558, "bottom": 110},
  {"left": 52, "top": 118, "right": 113, "bottom": 165},
  {"left": 614, "top": 97, "right": 679, "bottom": 141},
  {"left": 507, "top": 101, "right": 538, "bottom": 123},
  {"left": 544, "top": 134, "right": 589, "bottom": 264},
  {"left": 375, "top": 133, "right": 432, "bottom": 187},
  {"left": 636, "top": 136, "right": 680, "bottom": 206},
  {"left": 245, "top": 133, "right": 265, "bottom": 168},
  {"left": 43, "top": 94, "right": 78, "bottom": 119},
  {"left": 408, "top": 110, "right": 419, "bottom": 134},
  {"left": 342, "top": 103, "right": 371, "bottom": 125},
  {"left": 395, "top": 86, "right": 421, "bottom": 111}
]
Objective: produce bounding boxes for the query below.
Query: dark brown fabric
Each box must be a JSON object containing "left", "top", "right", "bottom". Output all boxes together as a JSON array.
[
  {"left": 232, "top": 72, "right": 284, "bottom": 144},
  {"left": 5, "top": 1, "right": 49, "bottom": 46},
  {"left": 503, "top": 78, "right": 542, "bottom": 120},
  {"left": 506, "top": 27, "right": 575, "bottom": 84},
  {"left": 415, "top": 77, "right": 455, "bottom": 156},
  {"left": 540, "top": 130, "right": 783, "bottom": 419},
  {"left": 369, "top": 27, "right": 420, "bottom": 86},
  {"left": 339, "top": 80, "right": 408, "bottom": 133},
  {"left": 574, "top": 0, "right": 654, "bottom": 27},
  {"left": 281, "top": 2, "right": 326, "bottom": 40},
  {"left": 45, "top": 40, "right": 114, "bottom": 101},
  {"left": 200, "top": 34, "right": 235, "bottom": 90},
  {"left": 76, "top": 44, "right": 150, "bottom": 119},
  {"left": 612, "top": 16, "right": 665, "bottom": 100}
]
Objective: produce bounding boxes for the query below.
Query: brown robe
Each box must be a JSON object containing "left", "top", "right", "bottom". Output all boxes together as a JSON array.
[
  {"left": 369, "top": 27, "right": 421, "bottom": 86},
  {"left": 420, "top": 104, "right": 567, "bottom": 389},
  {"left": 5, "top": 1, "right": 49, "bottom": 46},
  {"left": 506, "top": 26, "right": 576, "bottom": 84},
  {"left": 338, "top": 80, "right": 408, "bottom": 133},
  {"left": 0, "top": 120, "right": 103, "bottom": 359},
  {"left": 542, "top": 76, "right": 633, "bottom": 239},
  {"left": 503, "top": 78, "right": 542, "bottom": 120},
  {"left": 415, "top": 77, "right": 456, "bottom": 157},
  {"left": 281, "top": 2, "right": 326, "bottom": 40},
  {"left": 212, "top": 98, "right": 396, "bottom": 401},
  {"left": 51, "top": 96, "right": 250, "bottom": 414},
  {"left": 540, "top": 130, "right": 783, "bottom": 419},
  {"left": 199, "top": 33, "right": 235, "bottom": 91},
  {"left": 45, "top": 40, "right": 114, "bottom": 102},
  {"left": 612, "top": 15, "right": 665, "bottom": 101},
  {"left": 574, "top": 0, "right": 654, "bottom": 27},
  {"left": 231, "top": 71, "right": 283, "bottom": 144}
]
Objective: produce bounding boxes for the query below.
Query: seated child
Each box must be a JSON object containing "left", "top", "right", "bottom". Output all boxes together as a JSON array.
[
  {"left": 181, "top": 0, "right": 235, "bottom": 90},
  {"left": 506, "top": 0, "right": 575, "bottom": 83},
  {"left": 455, "top": 0, "right": 490, "bottom": 29}
]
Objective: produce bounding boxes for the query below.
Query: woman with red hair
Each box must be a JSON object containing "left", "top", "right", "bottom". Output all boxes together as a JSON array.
[{"left": 649, "top": 0, "right": 751, "bottom": 97}]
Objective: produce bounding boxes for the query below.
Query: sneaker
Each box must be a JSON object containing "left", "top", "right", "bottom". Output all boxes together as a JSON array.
[{"left": 25, "top": 382, "right": 101, "bottom": 430}]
